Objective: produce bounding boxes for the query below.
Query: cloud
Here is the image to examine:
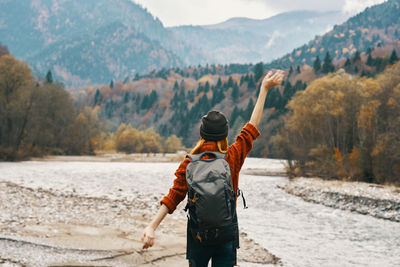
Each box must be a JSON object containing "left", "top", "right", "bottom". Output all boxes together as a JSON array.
[
  {"left": 133, "top": 0, "right": 277, "bottom": 27},
  {"left": 265, "top": 31, "right": 284, "bottom": 49},
  {"left": 248, "top": 0, "right": 346, "bottom": 12},
  {"left": 133, "top": 0, "right": 388, "bottom": 27},
  {"left": 342, "top": 0, "right": 386, "bottom": 14},
  {"left": 253, "top": 0, "right": 387, "bottom": 14}
]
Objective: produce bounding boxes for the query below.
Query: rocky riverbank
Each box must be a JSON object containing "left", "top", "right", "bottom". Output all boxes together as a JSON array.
[
  {"left": 283, "top": 177, "right": 400, "bottom": 222},
  {"left": 0, "top": 181, "right": 279, "bottom": 266}
]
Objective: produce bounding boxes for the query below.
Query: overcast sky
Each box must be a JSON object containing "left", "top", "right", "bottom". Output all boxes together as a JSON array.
[{"left": 132, "top": 0, "right": 386, "bottom": 27}]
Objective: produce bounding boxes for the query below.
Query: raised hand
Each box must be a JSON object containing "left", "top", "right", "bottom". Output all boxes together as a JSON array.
[
  {"left": 249, "top": 69, "right": 285, "bottom": 127},
  {"left": 261, "top": 69, "right": 285, "bottom": 91}
]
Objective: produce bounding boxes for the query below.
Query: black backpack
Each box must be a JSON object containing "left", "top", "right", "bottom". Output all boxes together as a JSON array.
[{"left": 185, "top": 151, "right": 239, "bottom": 246}]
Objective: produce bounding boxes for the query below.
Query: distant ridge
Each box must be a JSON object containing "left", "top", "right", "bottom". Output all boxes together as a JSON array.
[
  {"left": 170, "top": 10, "right": 349, "bottom": 65},
  {"left": 267, "top": 0, "right": 400, "bottom": 68}
]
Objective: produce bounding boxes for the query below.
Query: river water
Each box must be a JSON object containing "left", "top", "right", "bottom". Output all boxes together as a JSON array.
[{"left": 0, "top": 158, "right": 399, "bottom": 266}]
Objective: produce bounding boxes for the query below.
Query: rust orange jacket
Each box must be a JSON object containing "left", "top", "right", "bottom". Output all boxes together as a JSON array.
[{"left": 160, "top": 122, "right": 260, "bottom": 214}]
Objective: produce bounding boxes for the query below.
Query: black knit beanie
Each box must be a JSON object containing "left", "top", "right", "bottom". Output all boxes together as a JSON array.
[{"left": 200, "top": 110, "right": 228, "bottom": 141}]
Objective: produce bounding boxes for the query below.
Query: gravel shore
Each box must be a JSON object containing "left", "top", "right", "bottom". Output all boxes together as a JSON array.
[
  {"left": 0, "top": 181, "right": 279, "bottom": 266},
  {"left": 283, "top": 177, "right": 400, "bottom": 222}
]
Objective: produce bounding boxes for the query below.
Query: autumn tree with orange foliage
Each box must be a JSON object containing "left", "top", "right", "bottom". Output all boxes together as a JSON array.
[
  {"left": 113, "top": 124, "right": 184, "bottom": 154},
  {"left": 277, "top": 62, "right": 400, "bottom": 185},
  {"left": 0, "top": 55, "right": 101, "bottom": 160}
]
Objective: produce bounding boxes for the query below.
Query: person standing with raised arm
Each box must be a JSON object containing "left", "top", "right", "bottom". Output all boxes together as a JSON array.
[{"left": 142, "top": 69, "right": 285, "bottom": 267}]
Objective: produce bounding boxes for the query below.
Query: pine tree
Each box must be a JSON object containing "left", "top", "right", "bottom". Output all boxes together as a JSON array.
[
  {"left": 216, "top": 78, "right": 222, "bottom": 88},
  {"left": 313, "top": 56, "right": 321, "bottom": 73},
  {"left": 211, "top": 86, "right": 225, "bottom": 106},
  {"left": 197, "top": 83, "right": 203, "bottom": 94},
  {"left": 173, "top": 80, "right": 179, "bottom": 91},
  {"left": 229, "top": 107, "right": 240, "bottom": 127},
  {"left": 135, "top": 95, "right": 141, "bottom": 113},
  {"left": 244, "top": 98, "right": 254, "bottom": 120},
  {"left": 288, "top": 66, "right": 293, "bottom": 77},
  {"left": 232, "top": 83, "right": 239, "bottom": 102},
  {"left": 149, "top": 90, "right": 158, "bottom": 106},
  {"left": 211, "top": 65, "right": 216, "bottom": 75},
  {"left": 187, "top": 90, "right": 193, "bottom": 103},
  {"left": 110, "top": 80, "right": 114, "bottom": 89},
  {"left": 296, "top": 65, "right": 301, "bottom": 74},
  {"left": 94, "top": 89, "right": 100, "bottom": 106},
  {"left": 46, "top": 70, "right": 53, "bottom": 83},
  {"left": 344, "top": 57, "right": 351, "bottom": 68},
  {"left": 170, "top": 92, "right": 179, "bottom": 109},
  {"left": 123, "top": 92, "right": 130, "bottom": 103},
  {"left": 352, "top": 50, "right": 361, "bottom": 63},
  {"left": 253, "top": 62, "right": 264, "bottom": 82},
  {"left": 248, "top": 75, "right": 256, "bottom": 91},
  {"left": 204, "top": 81, "right": 210, "bottom": 93},
  {"left": 322, "top": 52, "right": 334, "bottom": 74},
  {"left": 199, "top": 94, "right": 210, "bottom": 114},
  {"left": 265, "top": 88, "right": 283, "bottom": 110},
  {"left": 179, "top": 87, "right": 186, "bottom": 100},
  {"left": 366, "top": 54, "right": 373, "bottom": 66},
  {"left": 240, "top": 76, "right": 245, "bottom": 86},
  {"left": 141, "top": 95, "right": 150, "bottom": 110},
  {"left": 389, "top": 50, "right": 399, "bottom": 64},
  {"left": 227, "top": 76, "right": 234, "bottom": 88},
  {"left": 192, "top": 70, "right": 199, "bottom": 80}
]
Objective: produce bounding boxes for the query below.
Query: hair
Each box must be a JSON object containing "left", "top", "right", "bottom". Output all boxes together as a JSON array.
[{"left": 189, "top": 138, "right": 229, "bottom": 155}]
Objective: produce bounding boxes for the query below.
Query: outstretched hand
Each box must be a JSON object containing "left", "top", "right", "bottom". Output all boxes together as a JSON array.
[
  {"left": 141, "top": 226, "right": 155, "bottom": 249},
  {"left": 261, "top": 69, "right": 285, "bottom": 91}
]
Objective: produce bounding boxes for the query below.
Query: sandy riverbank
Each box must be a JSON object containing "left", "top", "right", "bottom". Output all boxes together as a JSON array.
[
  {"left": 0, "top": 181, "right": 280, "bottom": 266},
  {"left": 283, "top": 177, "right": 400, "bottom": 222}
]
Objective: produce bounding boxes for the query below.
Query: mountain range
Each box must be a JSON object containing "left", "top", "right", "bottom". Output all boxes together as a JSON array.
[
  {"left": 0, "top": 0, "right": 203, "bottom": 85},
  {"left": 0, "top": 0, "right": 348, "bottom": 86},
  {"left": 171, "top": 10, "right": 349, "bottom": 65}
]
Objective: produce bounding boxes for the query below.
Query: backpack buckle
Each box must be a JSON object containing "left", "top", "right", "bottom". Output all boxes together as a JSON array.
[
  {"left": 196, "top": 232, "right": 203, "bottom": 243},
  {"left": 188, "top": 192, "right": 199, "bottom": 203},
  {"left": 191, "top": 193, "right": 199, "bottom": 203}
]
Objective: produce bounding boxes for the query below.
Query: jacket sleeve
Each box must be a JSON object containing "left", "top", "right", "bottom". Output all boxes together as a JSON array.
[
  {"left": 160, "top": 157, "right": 190, "bottom": 214},
  {"left": 227, "top": 122, "right": 260, "bottom": 174}
]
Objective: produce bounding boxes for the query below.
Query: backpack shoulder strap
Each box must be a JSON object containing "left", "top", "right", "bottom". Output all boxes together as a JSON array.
[{"left": 187, "top": 151, "right": 227, "bottom": 162}]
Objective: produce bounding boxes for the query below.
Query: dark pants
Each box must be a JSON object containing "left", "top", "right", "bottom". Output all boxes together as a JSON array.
[{"left": 188, "top": 239, "right": 235, "bottom": 267}]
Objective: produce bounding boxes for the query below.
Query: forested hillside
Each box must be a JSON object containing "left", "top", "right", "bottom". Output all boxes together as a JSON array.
[
  {"left": 73, "top": 41, "right": 399, "bottom": 155},
  {"left": 74, "top": 63, "right": 260, "bottom": 148},
  {"left": 268, "top": 0, "right": 400, "bottom": 69},
  {"left": 31, "top": 22, "right": 182, "bottom": 86}
]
